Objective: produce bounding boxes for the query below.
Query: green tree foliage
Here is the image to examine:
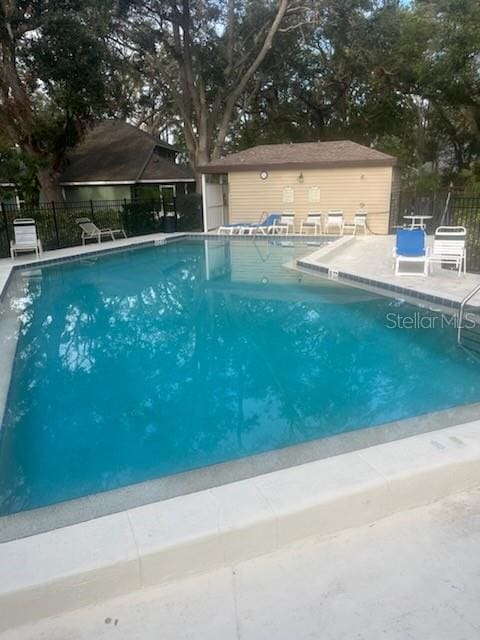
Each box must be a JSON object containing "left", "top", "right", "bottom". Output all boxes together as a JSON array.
[
  {"left": 0, "top": 0, "right": 119, "bottom": 201},
  {"left": 2, "top": 0, "right": 480, "bottom": 198},
  {"left": 116, "top": 0, "right": 312, "bottom": 181}
]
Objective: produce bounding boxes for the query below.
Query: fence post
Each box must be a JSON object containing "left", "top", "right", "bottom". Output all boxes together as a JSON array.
[
  {"left": 90, "top": 200, "right": 95, "bottom": 223},
  {"left": 1, "top": 202, "right": 10, "bottom": 251},
  {"left": 158, "top": 195, "right": 164, "bottom": 231},
  {"left": 173, "top": 195, "right": 178, "bottom": 231},
  {"left": 51, "top": 201, "right": 60, "bottom": 249}
]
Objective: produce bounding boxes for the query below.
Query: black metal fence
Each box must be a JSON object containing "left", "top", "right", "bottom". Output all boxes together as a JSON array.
[
  {"left": 389, "top": 189, "right": 450, "bottom": 233},
  {"left": 0, "top": 194, "right": 203, "bottom": 258},
  {"left": 445, "top": 196, "right": 480, "bottom": 273}
]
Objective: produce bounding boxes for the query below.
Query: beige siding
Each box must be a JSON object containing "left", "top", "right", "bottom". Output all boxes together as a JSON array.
[{"left": 228, "top": 166, "right": 394, "bottom": 234}]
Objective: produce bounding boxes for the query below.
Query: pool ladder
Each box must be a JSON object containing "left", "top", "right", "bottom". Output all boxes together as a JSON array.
[{"left": 457, "top": 283, "right": 480, "bottom": 355}]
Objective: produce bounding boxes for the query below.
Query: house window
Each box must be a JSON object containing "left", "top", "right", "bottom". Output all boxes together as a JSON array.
[
  {"left": 132, "top": 184, "right": 161, "bottom": 200},
  {"left": 282, "top": 187, "right": 294, "bottom": 204},
  {"left": 309, "top": 187, "right": 320, "bottom": 203}
]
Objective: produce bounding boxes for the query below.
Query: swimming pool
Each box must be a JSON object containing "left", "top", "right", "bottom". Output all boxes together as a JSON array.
[{"left": 1, "top": 237, "right": 479, "bottom": 516}]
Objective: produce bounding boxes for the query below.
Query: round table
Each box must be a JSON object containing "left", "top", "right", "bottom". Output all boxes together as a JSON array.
[{"left": 403, "top": 215, "right": 433, "bottom": 230}]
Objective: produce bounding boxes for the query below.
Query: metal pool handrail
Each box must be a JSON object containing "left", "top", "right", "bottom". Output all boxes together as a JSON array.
[{"left": 457, "top": 282, "right": 480, "bottom": 345}]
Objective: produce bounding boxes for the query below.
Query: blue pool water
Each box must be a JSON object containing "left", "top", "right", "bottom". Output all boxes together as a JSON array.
[{"left": 1, "top": 238, "right": 479, "bottom": 515}]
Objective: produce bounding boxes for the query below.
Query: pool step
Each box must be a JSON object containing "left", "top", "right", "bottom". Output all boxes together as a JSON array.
[
  {"left": 457, "top": 283, "right": 480, "bottom": 355},
  {"left": 461, "top": 327, "right": 480, "bottom": 354},
  {"left": 459, "top": 310, "right": 480, "bottom": 356}
]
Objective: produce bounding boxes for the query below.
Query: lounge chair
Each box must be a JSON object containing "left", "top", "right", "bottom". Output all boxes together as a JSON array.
[
  {"left": 427, "top": 226, "right": 466, "bottom": 276},
  {"left": 273, "top": 212, "right": 295, "bottom": 234},
  {"left": 244, "top": 213, "right": 281, "bottom": 235},
  {"left": 217, "top": 213, "right": 280, "bottom": 235},
  {"left": 393, "top": 228, "right": 427, "bottom": 276},
  {"left": 325, "top": 210, "right": 344, "bottom": 235},
  {"left": 343, "top": 211, "right": 368, "bottom": 235},
  {"left": 10, "top": 218, "right": 42, "bottom": 259},
  {"left": 217, "top": 223, "right": 244, "bottom": 235},
  {"left": 300, "top": 212, "right": 322, "bottom": 235},
  {"left": 76, "top": 217, "right": 127, "bottom": 245}
]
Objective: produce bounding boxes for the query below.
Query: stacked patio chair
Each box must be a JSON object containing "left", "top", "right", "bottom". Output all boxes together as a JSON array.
[
  {"left": 343, "top": 211, "right": 368, "bottom": 235},
  {"left": 324, "top": 210, "right": 344, "bottom": 235},
  {"left": 299, "top": 212, "right": 322, "bottom": 235}
]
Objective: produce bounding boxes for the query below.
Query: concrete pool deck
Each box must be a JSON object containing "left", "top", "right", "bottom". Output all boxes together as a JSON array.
[
  {"left": 296, "top": 235, "right": 480, "bottom": 308},
  {"left": 4, "top": 485, "right": 480, "bottom": 640}
]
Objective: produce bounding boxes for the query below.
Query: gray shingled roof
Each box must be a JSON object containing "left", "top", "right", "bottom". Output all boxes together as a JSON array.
[
  {"left": 141, "top": 153, "right": 194, "bottom": 181},
  {"left": 200, "top": 140, "right": 397, "bottom": 173},
  {"left": 60, "top": 120, "right": 194, "bottom": 183}
]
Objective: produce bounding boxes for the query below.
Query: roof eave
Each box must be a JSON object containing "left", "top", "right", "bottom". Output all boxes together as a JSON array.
[
  {"left": 200, "top": 158, "right": 398, "bottom": 174},
  {"left": 60, "top": 178, "right": 195, "bottom": 186},
  {"left": 154, "top": 140, "right": 179, "bottom": 153}
]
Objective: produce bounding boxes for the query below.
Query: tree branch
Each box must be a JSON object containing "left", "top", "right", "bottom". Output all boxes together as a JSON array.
[{"left": 212, "top": 0, "right": 291, "bottom": 158}]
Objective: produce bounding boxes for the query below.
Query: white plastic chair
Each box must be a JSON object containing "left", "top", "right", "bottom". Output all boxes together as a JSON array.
[
  {"left": 427, "top": 226, "right": 467, "bottom": 276},
  {"left": 10, "top": 218, "right": 42, "bottom": 259},
  {"left": 300, "top": 212, "right": 322, "bottom": 235},
  {"left": 325, "top": 210, "right": 344, "bottom": 235},
  {"left": 343, "top": 211, "right": 368, "bottom": 235}
]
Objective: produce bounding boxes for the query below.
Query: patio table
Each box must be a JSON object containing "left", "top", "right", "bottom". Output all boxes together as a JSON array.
[{"left": 403, "top": 215, "right": 433, "bottom": 230}]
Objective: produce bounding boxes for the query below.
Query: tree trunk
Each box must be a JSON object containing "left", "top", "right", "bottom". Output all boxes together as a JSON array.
[
  {"left": 194, "top": 147, "right": 210, "bottom": 192},
  {"left": 460, "top": 105, "right": 480, "bottom": 143},
  {"left": 36, "top": 167, "right": 64, "bottom": 203}
]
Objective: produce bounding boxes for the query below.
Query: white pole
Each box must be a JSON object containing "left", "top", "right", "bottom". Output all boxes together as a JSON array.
[{"left": 201, "top": 173, "right": 208, "bottom": 232}]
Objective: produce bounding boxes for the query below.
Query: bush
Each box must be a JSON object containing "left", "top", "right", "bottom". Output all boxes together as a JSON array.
[
  {"left": 121, "top": 201, "right": 163, "bottom": 235},
  {"left": 176, "top": 193, "right": 202, "bottom": 231}
]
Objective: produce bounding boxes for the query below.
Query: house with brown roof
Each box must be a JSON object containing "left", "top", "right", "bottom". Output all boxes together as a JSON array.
[
  {"left": 199, "top": 140, "right": 399, "bottom": 233},
  {"left": 60, "top": 120, "right": 195, "bottom": 206}
]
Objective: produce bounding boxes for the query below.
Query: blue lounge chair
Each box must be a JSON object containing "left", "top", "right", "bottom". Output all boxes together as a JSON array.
[
  {"left": 244, "top": 213, "right": 281, "bottom": 235},
  {"left": 393, "top": 228, "right": 427, "bottom": 276},
  {"left": 217, "top": 213, "right": 280, "bottom": 235}
]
